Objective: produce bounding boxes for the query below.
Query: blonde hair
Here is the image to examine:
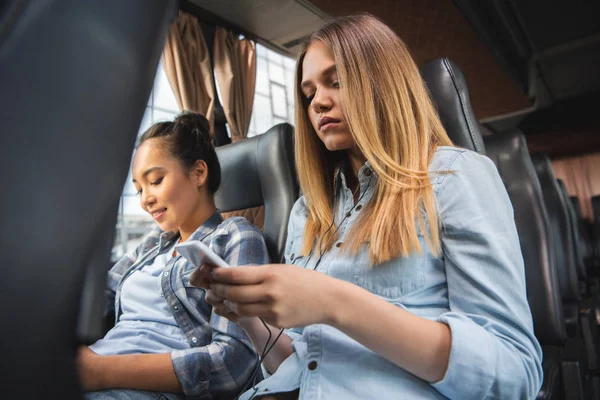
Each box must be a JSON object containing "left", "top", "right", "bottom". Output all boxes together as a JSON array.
[{"left": 294, "top": 14, "right": 454, "bottom": 265}]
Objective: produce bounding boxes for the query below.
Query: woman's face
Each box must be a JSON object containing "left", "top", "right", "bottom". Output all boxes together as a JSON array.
[
  {"left": 301, "top": 40, "right": 355, "bottom": 152},
  {"left": 132, "top": 139, "right": 204, "bottom": 233}
]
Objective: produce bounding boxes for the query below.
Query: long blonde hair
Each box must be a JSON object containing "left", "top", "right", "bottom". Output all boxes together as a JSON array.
[{"left": 294, "top": 14, "right": 453, "bottom": 265}]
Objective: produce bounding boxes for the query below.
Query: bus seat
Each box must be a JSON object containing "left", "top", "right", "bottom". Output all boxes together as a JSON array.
[
  {"left": 485, "top": 131, "right": 565, "bottom": 399},
  {"left": 532, "top": 154, "right": 591, "bottom": 398},
  {"left": 532, "top": 155, "right": 582, "bottom": 307},
  {"left": 594, "top": 196, "right": 600, "bottom": 268},
  {"left": 557, "top": 180, "right": 587, "bottom": 283},
  {"left": 569, "top": 196, "right": 595, "bottom": 273},
  {"left": 420, "top": 58, "right": 486, "bottom": 154},
  {"left": 0, "top": 0, "right": 177, "bottom": 398},
  {"left": 215, "top": 123, "right": 298, "bottom": 263}
]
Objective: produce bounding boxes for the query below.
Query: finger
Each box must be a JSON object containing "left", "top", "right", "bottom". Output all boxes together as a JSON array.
[
  {"left": 212, "top": 304, "right": 241, "bottom": 322},
  {"left": 205, "top": 290, "right": 225, "bottom": 306},
  {"left": 210, "top": 282, "right": 271, "bottom": 304},
  {"left": 226, "top": 301, "right": 274, "bottom": 319},
  {"left": 190, "top": 264, "right": 217, "bottom": 288},
  {"left": 210, "top": 264, "right": 273, "bottom": 285}
]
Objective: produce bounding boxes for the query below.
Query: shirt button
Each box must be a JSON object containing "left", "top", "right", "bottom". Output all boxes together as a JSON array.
[
  {"left": 364, "top": 169, "right": 372, "bottom": 176},
  {"left": 191, "top": 337, "right": 198, "bottom": 343},
  {"left": 290, "top": 253, "right": 295, "bottom": 260},
  {"left": 308, "top": 361, "right": 318, "bottom": 370},
  {"left": 336, "top": 242, "right": 342, "bottom": 248},
  {"left": 174, "top": 305, "right": 179, "bottom": 310},
  {"left": 164, "top": 271, "right": 169, "bottom": 277},
  {"left": 355, "top": 205, "right": 363, "bottom": 211},
  {"left": 346, "top": 211, "right": 352, "bottom": 218}
]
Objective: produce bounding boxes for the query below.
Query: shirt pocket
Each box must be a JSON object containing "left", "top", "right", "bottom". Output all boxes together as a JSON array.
[
  {"left": 352, "top": 233, "right": 426, "bottom": 301},
  {"left": 285, "top": 233, "right": 308, "bottom": 266}
]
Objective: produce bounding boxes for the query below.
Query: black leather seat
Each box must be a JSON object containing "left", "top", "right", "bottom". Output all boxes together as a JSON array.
[
  {"left": 0, "top": 1, "right": 177, "bottom": 398},
  {"left": 215, "top": 123, "right": 298, "bottom": 263},
  {"left": 570, "top": 196, "right": 595, "bottom": 274},
  {"left": 593, "top": 196, "right": 600, "bottom": 270},
  {"left": 485, "top": 132, "right": 565, "bottom": 399},
  {"left": 532, "top": 154, "right": 592, "bottom": 398},
  {"left": 532, "top": 155, "right": 581, "bottom": 309},
  {"left": 557, "top": 180, "right": 587, "bottom": 285}
]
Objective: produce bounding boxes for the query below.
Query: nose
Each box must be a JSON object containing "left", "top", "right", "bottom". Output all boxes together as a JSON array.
[
  {"left": 311, "top": 87, "right": 332, "bottom": 115},
  {"left": 140, "top": 190, "right": 155, "bottom": 211}
]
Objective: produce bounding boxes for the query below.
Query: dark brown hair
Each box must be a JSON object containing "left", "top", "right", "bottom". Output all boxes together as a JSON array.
[{"left": 138, "top": 112, "right": 221, "bottom": 194}]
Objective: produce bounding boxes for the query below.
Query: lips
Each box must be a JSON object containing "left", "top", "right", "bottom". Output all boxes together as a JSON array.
[
  {"left": 318, "top": 116, "right": 340, "bottom": 130},
  {"left": 149, "top": 208, "right": 166, "bottom": 220}
]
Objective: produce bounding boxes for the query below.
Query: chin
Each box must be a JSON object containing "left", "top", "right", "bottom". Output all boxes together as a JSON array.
[{"left": 323, "top": 140, "right": 353, "bottom": 152}]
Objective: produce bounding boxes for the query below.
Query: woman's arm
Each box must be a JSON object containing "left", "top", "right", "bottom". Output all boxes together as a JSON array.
[
  {"left": 208, "top": 264, "right": 451, "bottom": 382},
  {"left": 77, "top": 347, "right": 180, "bottom": 392},
  {"left": 238, "top": 317, "right": 294, "bottom": 375}
]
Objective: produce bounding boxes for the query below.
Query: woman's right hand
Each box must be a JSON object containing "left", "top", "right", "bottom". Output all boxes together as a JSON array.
[{"left": 191, "top": 264, "right": 243, "bottom": 322}]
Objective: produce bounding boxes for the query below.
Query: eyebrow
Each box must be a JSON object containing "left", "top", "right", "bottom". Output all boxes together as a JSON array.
[
  {"left": 132, "top": 166, "right": 165, "bottom": 183},
  {"left": 300, "top": 64, "right": 338, "bottom": 91}
]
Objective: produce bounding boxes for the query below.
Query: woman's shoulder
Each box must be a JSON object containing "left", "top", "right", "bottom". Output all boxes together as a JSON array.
[
  {"left": 429, "top": 146, "right": 505, "bottom": 205},
  {"left": 429, "top": 146, "right": 498, "bottom": 190},
  {"left": 429, "top": 146, "right": 491, "bottom": 169},
  {"left": 216, "top": 215, "right": 264, "bottom": 238}
]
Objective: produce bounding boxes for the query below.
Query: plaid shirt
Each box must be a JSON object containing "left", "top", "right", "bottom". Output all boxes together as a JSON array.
[{"left": 105, "top": 211, "right": 269, "bottom": 399}]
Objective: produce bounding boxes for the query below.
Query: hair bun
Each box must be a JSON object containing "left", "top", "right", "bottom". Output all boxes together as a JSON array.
[{"left": 175, "top": 111, "right": 210, "bottom": 134}]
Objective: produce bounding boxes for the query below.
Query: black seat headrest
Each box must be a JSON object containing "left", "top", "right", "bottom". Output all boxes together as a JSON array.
[
  {"left": 421, "top": 58, "right": 486, "bottom": 154},
  {"left": 215, "top": 123, "right": 298, "bottom": 263},
  {"left": 485, "top": 131, "right": 565, "bottom": 345}
]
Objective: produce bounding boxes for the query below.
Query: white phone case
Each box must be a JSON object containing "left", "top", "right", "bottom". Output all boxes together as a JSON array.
[{"left": 174, "top": 240, "right": 231, "bottom": 269}]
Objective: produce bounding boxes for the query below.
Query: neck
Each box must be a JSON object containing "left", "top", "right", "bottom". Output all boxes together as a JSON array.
[
  {"left": 178, "top": 197, "right": 217, "bottom": 243},
  {"left": 344, "top": 149, "right": 367, "bottom": 200},
  {"left": 346, "top": 147, "right": 367, "bottom": 178}
]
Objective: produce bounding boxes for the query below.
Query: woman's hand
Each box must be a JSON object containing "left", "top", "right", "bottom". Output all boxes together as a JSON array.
[
  {"left": 190, "top": 264, "right": 241, "bottom": 322},
  {"left": 76, "top": 346, "right": 106, "bottom": 391},
  {"left": 195, "top": 264, "right": 337, "bottom": 329}
]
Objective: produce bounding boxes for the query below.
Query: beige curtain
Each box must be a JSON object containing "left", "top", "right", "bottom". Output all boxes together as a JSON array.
[
  {"left": 161, "top": 11, "right": 216, "bottom": 134},
  {"left": 213, "top": 27, "right": 257, "bottom": 142},
  {"left": 552, "top": 153, "right": 600, "bottom": 221}
]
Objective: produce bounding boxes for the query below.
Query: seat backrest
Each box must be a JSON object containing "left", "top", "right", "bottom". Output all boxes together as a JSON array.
[
  {"left": 485, "top": 131, "right": 565, "bottom": 345},
  {"left": 420, "top": 58, "right": 486, "bottom": 154},
  {"left": 570, "top": 195, "right": 593, "bottom": 272},
  {"left": 593, "top": 195, "right": 600, "bottom": 265},
  {"left": 0, "top": 1, "right": 176, "bottom": 398},
  {"left": 557, "top": 180, "right": 586, "bottom": 280},
  {"left": 531, "top": 154, "right": 581, "bottom": 302},
  {"left": 215, "top": 123, "right": 298, "bottom": 263}
]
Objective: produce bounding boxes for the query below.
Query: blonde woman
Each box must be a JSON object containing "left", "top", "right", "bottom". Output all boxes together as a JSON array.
[{"left": 193, "top": 14, "right": 543, "bottom": 400}]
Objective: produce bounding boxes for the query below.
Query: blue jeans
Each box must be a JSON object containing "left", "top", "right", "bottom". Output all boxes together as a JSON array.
[{"left": 84, "top": 389, "right": 187, "bottom": 400}]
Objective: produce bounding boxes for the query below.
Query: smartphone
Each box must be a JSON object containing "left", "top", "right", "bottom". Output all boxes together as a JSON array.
[{"left": 174, "top": 240, "right": 231, "bottom": 269}]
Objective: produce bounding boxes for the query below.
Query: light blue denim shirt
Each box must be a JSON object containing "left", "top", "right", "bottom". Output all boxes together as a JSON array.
[{"left": 240, "top": 147, "right": 543, "bottom": 400}]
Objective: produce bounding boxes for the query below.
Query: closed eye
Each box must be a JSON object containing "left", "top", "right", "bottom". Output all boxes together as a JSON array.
[{"left": 151, "top": 177, "right": 163, "bottom": 186}]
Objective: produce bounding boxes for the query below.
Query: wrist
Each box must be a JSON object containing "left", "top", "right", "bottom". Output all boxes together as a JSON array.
[
  {"left": 238, "top": 316, "right": 265, "bottom": 333},
  {"left": 320, "top": 276, "right": 354, "bottom": 328}
]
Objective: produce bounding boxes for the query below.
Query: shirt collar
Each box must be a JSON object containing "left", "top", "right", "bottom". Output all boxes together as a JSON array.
[
  {"left": 157, "top": 210, "right": 224, "bottom": 249},
  {"left": 334, "top": 161, "right": 375, "bottom": 191}
]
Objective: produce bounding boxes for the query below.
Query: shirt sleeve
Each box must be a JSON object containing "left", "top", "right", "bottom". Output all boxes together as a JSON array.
[
  {"left": 104, "top": 245, "right": 139, "bottom": 318},
  {"left": 283, "top": 197, "right": 308, "bottom": 342},
  {"left": 430, "top": 151, "right": 543, "bottom": 399},
  {"left": 171, "top": 219, "right": 270, "bottom": 398}
]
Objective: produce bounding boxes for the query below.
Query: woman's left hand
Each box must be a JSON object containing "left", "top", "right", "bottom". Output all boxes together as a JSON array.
[
  {"left": 75, "top": 346, "right": 106, "bottom": 391},
  {"left": 206, "top": 264, "right": 337, "bottom": 329}
]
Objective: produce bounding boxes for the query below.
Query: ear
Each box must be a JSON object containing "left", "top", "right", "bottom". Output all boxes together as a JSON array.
[{"left": 192, "top": 160, "right": 209, "bottom": 188}]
